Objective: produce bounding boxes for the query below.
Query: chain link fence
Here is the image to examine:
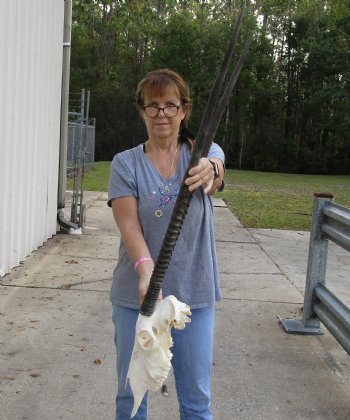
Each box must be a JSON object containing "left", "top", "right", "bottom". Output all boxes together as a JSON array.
[{"left": 67, "top": 112, "right": 96, "bottom": 176}]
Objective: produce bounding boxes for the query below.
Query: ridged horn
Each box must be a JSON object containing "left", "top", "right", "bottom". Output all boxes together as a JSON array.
[{"left": 140, "top": 2, "right": 250, "bottom": 316}]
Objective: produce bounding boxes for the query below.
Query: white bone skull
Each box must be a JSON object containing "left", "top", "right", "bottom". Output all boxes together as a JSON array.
[{"left": 127, "top": 295, "right": 191, "bottom": 417}]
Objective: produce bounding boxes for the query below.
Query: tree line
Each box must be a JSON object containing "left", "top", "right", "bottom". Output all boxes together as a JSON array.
[{"left": 70, "top": 0, "right": 350, "bottom": 174}]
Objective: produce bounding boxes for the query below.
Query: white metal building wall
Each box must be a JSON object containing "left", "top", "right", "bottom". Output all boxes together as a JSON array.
[{"left": 0, "top": 0, "right": 64, "bottom": 276}]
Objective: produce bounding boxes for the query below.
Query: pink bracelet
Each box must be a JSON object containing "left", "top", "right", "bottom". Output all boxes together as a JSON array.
[{"left": 134, "top": 257, "right": 153, "bottom": 271}]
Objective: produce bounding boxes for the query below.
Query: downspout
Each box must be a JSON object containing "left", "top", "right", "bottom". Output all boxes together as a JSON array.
[{"left": 57, "top": 0, "right": 78, "bottom": 231}]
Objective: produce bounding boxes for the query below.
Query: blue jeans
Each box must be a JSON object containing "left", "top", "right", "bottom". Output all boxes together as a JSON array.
[{"left": 112, "top": 304, "right": 215, "bottom": 420}]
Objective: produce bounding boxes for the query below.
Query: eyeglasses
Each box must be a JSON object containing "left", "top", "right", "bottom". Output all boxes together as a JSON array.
[{"left": 143, "top": 104, "right": 181, "bottom": 118}]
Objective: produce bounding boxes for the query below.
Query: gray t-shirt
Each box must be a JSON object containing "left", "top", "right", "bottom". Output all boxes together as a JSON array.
[{"left": 108, "top": 141, "right": 225, "bottom": 309}]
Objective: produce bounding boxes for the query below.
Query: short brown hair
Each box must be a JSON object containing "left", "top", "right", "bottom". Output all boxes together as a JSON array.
[{"left": 135, "top": 69, "right": 191, "bottom": 124}]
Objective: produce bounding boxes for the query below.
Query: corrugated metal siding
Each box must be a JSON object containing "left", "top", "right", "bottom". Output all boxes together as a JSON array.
[{"left": 0, "top": 0, "right": 64, "bottom": 276}]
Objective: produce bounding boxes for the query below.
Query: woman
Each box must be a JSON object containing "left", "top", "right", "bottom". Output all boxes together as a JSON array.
[{"left": 108, "top": 69, "right": 225, "bottom": 419}]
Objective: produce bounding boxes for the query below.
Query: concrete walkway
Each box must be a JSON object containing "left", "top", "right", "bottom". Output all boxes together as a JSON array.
[{"left": 1, "top": 192, "right": 349, "bottom": 420}]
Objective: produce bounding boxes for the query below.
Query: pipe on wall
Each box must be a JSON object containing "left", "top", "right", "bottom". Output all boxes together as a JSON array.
[{"left": 57, "top": 0, "right": 75, "bottom": 230}]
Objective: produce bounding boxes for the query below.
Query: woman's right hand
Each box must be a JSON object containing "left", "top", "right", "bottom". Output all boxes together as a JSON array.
[
  {"left": 138, "top": 275, "right": 151, "bottom": 303},
  {"left": 138, "top": 274, "right": 163, "bottom": 304},
  {"left": 136, "top": 260, "right": 163, "bottom": 303}
]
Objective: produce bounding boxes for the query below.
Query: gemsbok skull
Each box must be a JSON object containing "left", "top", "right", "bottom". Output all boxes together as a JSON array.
[{"left": 127, "top": 295, "right": 191, "bottom": 417}]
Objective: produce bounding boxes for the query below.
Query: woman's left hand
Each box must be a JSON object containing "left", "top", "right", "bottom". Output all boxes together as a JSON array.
[{"left": 185, "top": 157, "right": 214, "bottom": 195}]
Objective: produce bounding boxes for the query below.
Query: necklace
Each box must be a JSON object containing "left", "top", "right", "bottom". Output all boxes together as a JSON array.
[
  {"left": 150, "top": 144, "right": 179, "bottom": 192},
  {"left": 149, "top": 144, "right": 179, "bottom": 218}
]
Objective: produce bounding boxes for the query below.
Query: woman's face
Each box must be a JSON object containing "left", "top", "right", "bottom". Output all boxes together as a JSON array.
[{"left": 142, "top": 88, "right": 188, "bottom": 141}]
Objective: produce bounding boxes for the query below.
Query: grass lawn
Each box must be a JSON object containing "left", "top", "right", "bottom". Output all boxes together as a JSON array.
[
  {"left": 219, "top": 170, "right": 350, "bottom": 231},
  {"left": 70, "top": 161, "right": 350, "bottom": 231}
]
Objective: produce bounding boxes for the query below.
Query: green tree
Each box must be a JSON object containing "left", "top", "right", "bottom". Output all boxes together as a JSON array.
[{"left": 69, "top": 0, "right": 350, "bottom": 174}]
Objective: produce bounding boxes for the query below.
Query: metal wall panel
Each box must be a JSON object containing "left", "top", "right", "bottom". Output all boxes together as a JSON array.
[{"left": 0, "top": 0, "right": 64, "bottom": 276}]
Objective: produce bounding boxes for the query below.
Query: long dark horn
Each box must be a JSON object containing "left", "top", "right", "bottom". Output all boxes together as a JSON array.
[
  {"left": 140, "top": 5, "right": 250, "bottom": 317},
  {"left": 206, "top": 38, "right": 252, "bottom": 155},
  {"left": 191, "top": 1, "right": 246, "bottom": 163}
]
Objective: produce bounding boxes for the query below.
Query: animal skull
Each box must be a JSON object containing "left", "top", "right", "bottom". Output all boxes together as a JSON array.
[{"left": 127, "top": 295, "right": 191, "bottom": 417}]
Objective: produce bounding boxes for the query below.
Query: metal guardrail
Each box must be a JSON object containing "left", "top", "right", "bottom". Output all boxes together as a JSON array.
[{"left": 280, "top": 193, "right": 350, "bottom": 354}]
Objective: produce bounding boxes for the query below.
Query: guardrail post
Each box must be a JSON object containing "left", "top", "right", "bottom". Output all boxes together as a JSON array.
[{"left": 280, "top": 193, "right": 334, "bottom": 335}]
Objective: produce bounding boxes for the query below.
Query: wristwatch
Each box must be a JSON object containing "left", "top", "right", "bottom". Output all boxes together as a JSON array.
[{"left": 209, "top": 159, "right": 220, "bottom": 179}]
